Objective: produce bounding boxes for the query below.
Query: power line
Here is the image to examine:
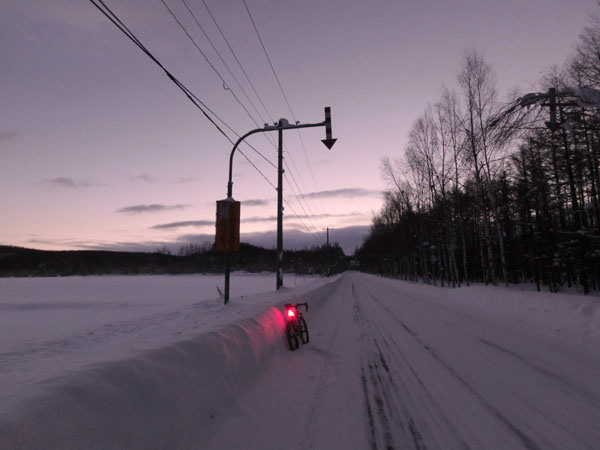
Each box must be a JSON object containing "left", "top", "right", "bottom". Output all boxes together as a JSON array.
[
  {"left": 241, "top": 0, "right": 293, "bottom": 123},
  {"left": 101, "top": 0, "right": 322, "bottom": 232},
  {"left": 160, "top": 0, "right": 255, "bottom": 125},
  {"left": 183, "top": 0, "right": 282, "bottom": 165},
  {"left": 201, "top": 0, "right": 274, "bottom": 125},
  {"left": 283, "top": 174, "right": 320, "bottom": 234},
  {"left": 89, "top": 0, "right": 232, "bottom": 141},
  {"left": 88, "top": 0, "right": 277, "bottom": 189},
  {"left": 91, "top": 0, "right": 324, "bottom": 250},
  {"left": 186, "top": 0, "right": 321, "bottom": 221},
  {"left": 283, "top": 199, "right": 323, "bottom": 247},
  {"left": 180, "top": 0, "right": 269, "bottom": 132},
  {"left": 284, "top": 167, "right": 322, "bottom": 232},
  {"left": 160, "top": 0, "right": 276, "bottom": 169},
  {"left": 242, "top": 0, "right": 328, "bottom": 215},
  {"left": 185, "top": 0, "right": 324, "bottom": 218}
]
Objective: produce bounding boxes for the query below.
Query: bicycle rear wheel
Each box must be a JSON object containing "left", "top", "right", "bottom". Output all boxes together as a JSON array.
[
  {"left": 299, "top": 317, "right": 309, "bottom": 344},
  {"left": 286, "top": 321, "right": 299, "bottom": 350}
]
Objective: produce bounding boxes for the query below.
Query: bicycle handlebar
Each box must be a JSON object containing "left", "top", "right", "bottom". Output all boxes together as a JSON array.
[{"left": 286, "top": 302, "right": 308, "bottom": 312}]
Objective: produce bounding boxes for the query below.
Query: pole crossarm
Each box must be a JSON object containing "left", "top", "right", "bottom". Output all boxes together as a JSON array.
[
  {"left": 227, "top": 120, "right": 327, "bottom": 197},
  {"left": 489, "top": 86, "right": 600, "bottom": 136}
]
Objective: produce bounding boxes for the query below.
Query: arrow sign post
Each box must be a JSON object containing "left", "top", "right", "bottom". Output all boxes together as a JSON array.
[
  {"left": 222, "top": 106, "right": 337, "bottom": 301},
  {"left": 321, "top": 106, "right": 337, "bottom": 150}
]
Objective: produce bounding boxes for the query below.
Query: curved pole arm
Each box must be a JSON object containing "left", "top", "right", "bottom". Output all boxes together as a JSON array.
[
  {"left": 227, "top": 127, "right": 273, "bottom": 198},
  {"left": 226, "top": 121, "right": 325, "bottom": 198}
]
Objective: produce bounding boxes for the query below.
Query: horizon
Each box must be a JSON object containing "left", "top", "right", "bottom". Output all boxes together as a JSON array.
[{"left": 3, "top": 223, "right": 370, "bottom": 257}]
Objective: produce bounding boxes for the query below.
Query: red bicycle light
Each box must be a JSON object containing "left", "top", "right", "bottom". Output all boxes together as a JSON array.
[{"left": 287, "top": 308, "right": 295, "bottom": 318}]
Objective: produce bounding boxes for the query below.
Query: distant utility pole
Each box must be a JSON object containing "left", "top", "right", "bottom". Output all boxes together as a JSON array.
[
  {"left": 219, "top": 107, "right": 337, "bottom": 303},
  {"left": 323, "top": 227, "right": 333, "bottom": 248},
  {"left": 323, "top": 227, "right": 333, "bottom": 276}
]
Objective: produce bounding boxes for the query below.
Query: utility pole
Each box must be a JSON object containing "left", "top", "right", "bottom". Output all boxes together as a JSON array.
[
  {"left": 323, "top": 227, "right": 333, "bottom": 247},
  {"left": 219, "top": 107, "right": 337, "bottom": 302},
  {"left": 276, "top": 123, "right": 284, "bottom": 290},
  {"left": 323, "top": 227, "right": 333, "bottom": 276}
]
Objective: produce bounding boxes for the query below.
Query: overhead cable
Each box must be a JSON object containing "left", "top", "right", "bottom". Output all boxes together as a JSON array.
[
  {"left": 160, "top": 0, "right": 276, "bottom": 169},
  {"left": 88, "top": 0, "right": 277, "bottom": 188},
  {"left": 242, "top": 0, "right": 327, "bottom": 214}
]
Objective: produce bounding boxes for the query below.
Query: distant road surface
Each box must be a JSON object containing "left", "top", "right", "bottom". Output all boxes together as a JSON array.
[{"left": 206, "top": 272, "right": 600, "bottom": 450}]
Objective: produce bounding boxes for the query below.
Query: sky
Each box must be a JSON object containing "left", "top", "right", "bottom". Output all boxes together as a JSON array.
[{"left": 1, "top": 0, "right": 597, "bottom": 255}]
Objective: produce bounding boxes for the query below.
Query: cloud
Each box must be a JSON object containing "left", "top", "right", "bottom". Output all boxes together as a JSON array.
[
  {"left": 233, "top": 211, "right": 370, "bottom": 226},
  {"left": 152, "top": 214, "right": 278, "bottom": 230},
  {"left": 117, "top": 204, "right": 189, "bottom": 215},
  {"left": 25, "top": 225, "right": 371, "bottom": 256},
  {"left": 237, "top": 225, "right": 371, "bottom": 255},
  {"left": 41, "top": 177, "right": 101, "bottom": 189},
  {"left": 132, "top": 174, "right": 158, "bottom": 183},
  {"left": 241, "top": 198, "right": 270, "bottom": 207},
  {"left": 167, "top": 224, "right": 369, "bottom": 255},
  {"left": 243, "top": 215, "right": 277, "bottom": 223},
  {"left": 286, "top": 211, "right": 370, "bottom": 222},
  {"left": 300, "top": 188, "right": 382, "bottom": 200},
  {"left": 26, "top": 237, "right": 182, "bottom": 254},
  {"left": 151, "top": 220, "right": 214, "bottom": 230}
]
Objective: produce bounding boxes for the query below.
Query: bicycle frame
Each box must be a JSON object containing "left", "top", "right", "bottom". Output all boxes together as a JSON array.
[{"left": 284, "top": 302, "right": 309, "bottom": 350}]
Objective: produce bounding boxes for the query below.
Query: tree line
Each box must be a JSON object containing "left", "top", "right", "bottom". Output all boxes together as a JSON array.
[
  {"left": 0, "top": 243, "right": 347, "bottom": 277},
  {"left": 357, "top": 9, "right": 600, "bottom": 293}
]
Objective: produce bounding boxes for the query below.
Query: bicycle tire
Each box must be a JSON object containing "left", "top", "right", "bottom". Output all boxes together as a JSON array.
[
  {"left": 299, "top": 317, "right": 309, "bottom": 344},
  {"left": 286, "top": 321, "right": 299, "bottom": 351}
]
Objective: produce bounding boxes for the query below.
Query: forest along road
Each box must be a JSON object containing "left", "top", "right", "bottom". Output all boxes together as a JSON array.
[{"left": 204, "top": 272, "right": 600, "bottom": 450}]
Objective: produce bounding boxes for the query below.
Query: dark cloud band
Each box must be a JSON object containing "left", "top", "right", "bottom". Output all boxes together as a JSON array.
[
  {"left": 118, "top": 204, "right": 189, "bottom": 215},
  {"left": 151, "top": 220, "right": 214, "bottom": 230},
  {"left": 301, "top": 188, "right": 382, "bottom": 199}
]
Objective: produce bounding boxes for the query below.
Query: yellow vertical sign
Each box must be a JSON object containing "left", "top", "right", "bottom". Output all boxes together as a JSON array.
[{"left": 215, "top": 199, "right": 241, "bottom": 252}]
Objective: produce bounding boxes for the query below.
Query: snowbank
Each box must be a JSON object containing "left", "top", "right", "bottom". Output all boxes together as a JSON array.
[
  {"left": 376, "top": 276, "right": 600, "bottom": 346},
  {"left": 443, "top": 284, "right": 600, "bottom": 345},
  {"left": 0, "top": 306, "right": 287, "bottom": 450}
]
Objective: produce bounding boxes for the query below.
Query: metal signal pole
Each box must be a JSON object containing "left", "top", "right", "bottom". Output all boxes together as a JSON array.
[
  {"left": 276, "top": 124, "right": 284, "bottom": 290},
  {"left": 221, "top": 107, "right": 337, "bottom": 301}
]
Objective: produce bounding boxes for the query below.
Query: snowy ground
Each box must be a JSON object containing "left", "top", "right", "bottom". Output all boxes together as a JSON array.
[{"left": 1, "top": 272, "right": 600, "bottom": 449}]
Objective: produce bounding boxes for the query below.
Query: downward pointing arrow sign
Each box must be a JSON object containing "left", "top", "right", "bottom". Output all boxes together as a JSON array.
[
  {"left": 321, "top": 106, "right": 337, "bottom": 150},
  {"left": 321, "top": 138, "right": 337, "bottom": 150}
]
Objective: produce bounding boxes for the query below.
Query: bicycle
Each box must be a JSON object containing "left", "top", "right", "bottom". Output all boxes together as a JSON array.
[{"left": 284, "top": 302, "right": 309, "bottom": 351}]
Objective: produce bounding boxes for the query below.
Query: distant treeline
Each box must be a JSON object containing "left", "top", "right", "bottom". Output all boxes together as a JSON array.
[
  {"left": 0, "top": 243, "right": 347, "bottom": 277},
  {"left": 357, "top": 11, "right": 600, "bottom": 293}
]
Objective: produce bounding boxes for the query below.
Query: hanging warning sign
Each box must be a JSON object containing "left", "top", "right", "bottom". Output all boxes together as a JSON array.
[{"left": 215, "top": 199, "right": 241, "bottom": 252}]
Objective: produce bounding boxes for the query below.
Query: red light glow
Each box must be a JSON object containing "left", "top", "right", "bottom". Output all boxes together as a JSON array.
[{"left": 287, "top": 308, "right": 295, "bottom": 318}]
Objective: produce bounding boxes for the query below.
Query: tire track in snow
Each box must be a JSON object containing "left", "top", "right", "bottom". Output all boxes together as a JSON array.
[
  {"left": 352, "top": 283, "right": 429, "bottom": 450},
  {"left": 297, "top": 276, "right": 358, "bottom": 450},
  {"left": 360, "top": 364, "right": 380, "bottom": 450},
  {"left": 352, "top": 285, "right": 381, "bottom": 450},
  {"left": 366, "top": 292, "right": 543, "bottom": 450},
  {"left": 359, "top": 295, "right": 454, "bottom": 450},
  {"left": 475, "top": 337, "right": 600, "bottom": 449},
  {"left": 478, "top": 337, "right": 600, "bottom": 405},
  {"left": 353, "top": 283, "right": 396, "bottom": 449}
]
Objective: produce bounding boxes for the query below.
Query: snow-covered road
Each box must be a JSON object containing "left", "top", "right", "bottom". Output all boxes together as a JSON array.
[
  {"left": 207, "top": 272, "right": 600, "bottom": 450},
  {"left": 2, "top": 272, "right": 599, "bottom": 449}
]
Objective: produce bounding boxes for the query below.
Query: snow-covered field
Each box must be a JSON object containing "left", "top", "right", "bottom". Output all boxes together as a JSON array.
[
  {"left": 0, "top": 273, "right": 324, "bottom": 408},
  {"left": 1, "top": 272, "right": 600, "bottom": 449}
]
